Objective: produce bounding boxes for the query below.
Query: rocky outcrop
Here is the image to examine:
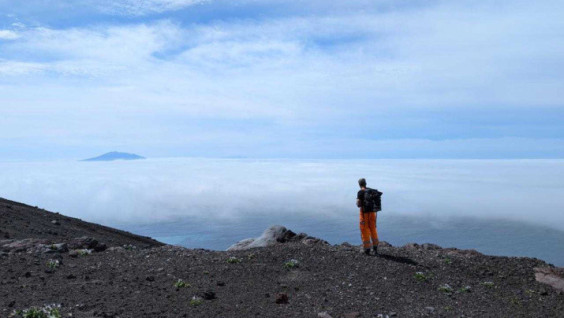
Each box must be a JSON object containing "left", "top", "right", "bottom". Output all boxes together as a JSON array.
[
  {"left": 535, "top": 267, "right": 564, "bottom": 292},
  {"left": 227, "top": 225, "right": 328, "bottom": 251},
  {"left": 1, "top": 237, "right": 104, "bottom": 254}
]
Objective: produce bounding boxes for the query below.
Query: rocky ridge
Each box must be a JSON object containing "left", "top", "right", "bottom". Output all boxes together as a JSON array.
[{"left": 2, "top": 199, "right": 564, "bottom": 317}]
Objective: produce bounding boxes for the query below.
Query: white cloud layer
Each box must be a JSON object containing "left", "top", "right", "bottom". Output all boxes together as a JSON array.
[{"left": 1, "top": 159, "right": 563, "bottom": 231}]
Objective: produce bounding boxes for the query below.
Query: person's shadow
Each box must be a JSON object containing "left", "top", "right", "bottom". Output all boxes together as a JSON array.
[{"left": 375, "top": 253, "right": 419, "bottom": 266}]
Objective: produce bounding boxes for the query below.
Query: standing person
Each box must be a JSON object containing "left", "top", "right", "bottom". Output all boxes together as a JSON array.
[{"left": 356, "top": 178, "right": 382, "bottom": 255}]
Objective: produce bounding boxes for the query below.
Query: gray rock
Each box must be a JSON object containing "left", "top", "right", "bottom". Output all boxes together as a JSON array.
[
  {"left": 43, "top": 243, "right": 68, "bottom": 254},
  {"left": 318, "top": 311, "right": 333, "bottom": 318},
  {"left": 68, "top": 237, "right": 99, "bottom": 249},
  {"left": 275, "top": 293, "right": 288, "bottom": 304},
  {"left": 51, "top": 220, "right": 60, "bottom": 225},
  {"left": 200, "top": 290, "right": 216, "bottom": 300},
  {"left": 421, "top": 243, "right": 442, "bottom": 250},
  {"left": 227, "top": 225, "right": 329, "bottom": 251},
  {"left": 425, "top": 306, "right": 435, "bottom": 313},
  {"left": 403, "top": 243, "right": 420, "bottom": 249},
  {"left": 2, "top": 238, "right": 48, "bottom": 253},
  {"left": 227, "top": 225, "right": 295, "bottom": 251},
  {"left": 379, "top": 241, "right": 392, "bottom": 247}
]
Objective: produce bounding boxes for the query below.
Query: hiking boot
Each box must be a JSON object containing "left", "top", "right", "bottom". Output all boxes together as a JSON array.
[
  {"left": 364, "top": 248, "right": 371, "bottom": 255},
  {"left": 373, "top": 245, "right": 378, "bottom": 255}
]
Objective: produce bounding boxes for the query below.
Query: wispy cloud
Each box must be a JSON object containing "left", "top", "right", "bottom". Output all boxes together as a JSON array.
[
  {"left": 0, "top": 0, "right": 563, "bottom": 159},
  {"left": 0, "top": 30, "right": 19, "bottom": 39},
  {"left": 91, "top": 0, "right": 209, "bottom": 16}
]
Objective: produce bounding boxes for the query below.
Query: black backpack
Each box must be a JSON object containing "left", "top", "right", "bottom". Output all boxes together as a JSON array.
[{"left": 363, "top": 188, "right": 383, "bottom": 212}]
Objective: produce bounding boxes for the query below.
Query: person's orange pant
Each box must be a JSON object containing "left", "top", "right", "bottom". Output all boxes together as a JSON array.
[{"left": 360, "top": 211, "right": 379, "bottom": 249}]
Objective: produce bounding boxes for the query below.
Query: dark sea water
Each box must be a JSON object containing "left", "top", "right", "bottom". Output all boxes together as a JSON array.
[{"left": 123, "top": 213, "right": 564, "bottom": 267}]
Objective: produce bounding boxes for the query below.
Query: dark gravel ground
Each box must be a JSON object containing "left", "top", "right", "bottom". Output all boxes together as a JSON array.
[
  {"left": 0, "top": 197, "right": 162, "bottom": 248},
  {"left": 1, "top": 199, "right": 564, "bottom": 317}
]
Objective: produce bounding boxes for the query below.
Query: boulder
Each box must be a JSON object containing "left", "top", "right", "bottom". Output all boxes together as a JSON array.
[
  {"left": 1, "top": 238, "right": 49, "bottom": 253},
  {"left": 227, "top": 225, "right": 327, "bottom": 251},
  {"left": 68, "top": 236, "right": 99, "bottom": 250},
  {"left": 227, "top": 225, "right": 296, "bottom": 251},
  {"left": 421, "top": 243, "right": 442, "bottom": 250}
]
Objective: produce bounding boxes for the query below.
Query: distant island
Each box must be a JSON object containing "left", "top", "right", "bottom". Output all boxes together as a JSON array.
[{"left": 82, "top": 151, "right": 145, "bottom": 161}]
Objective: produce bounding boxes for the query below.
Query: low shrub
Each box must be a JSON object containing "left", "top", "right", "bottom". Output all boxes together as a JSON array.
[{"left": 174, "top": 279, "right": 191, "bottom": 288}]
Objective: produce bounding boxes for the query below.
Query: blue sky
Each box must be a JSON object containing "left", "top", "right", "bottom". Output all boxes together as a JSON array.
[{"left": 1, "top": 0, "right": 563, "bottom": 159}]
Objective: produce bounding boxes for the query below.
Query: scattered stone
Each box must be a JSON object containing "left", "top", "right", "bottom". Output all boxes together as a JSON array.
[
  {"left": 44, "top": 243, "right": 68, "bottom": 254},
  {"left": 94, "top": 243, "right": 107, "bottom": 252},
  {"left": 69, "top": 237, "right": 99, "bottom": 250},
  {"left": 539, "top": 287, "right": 548, "bottom": 296},
  {"left": 23, "top": 271, "right": 31, "bottom": 278},
  {"left": 425, "top": 306, "right": 435, "bottom": 313},
  {"left": 343, "top": 312, "right": 360, "bottom": 318},
  {"left": 216, "top": 281, "right": 225, "bottom": 286},
  {"left": 317, "top": 312, "right": 333, "bottom": 318},
  {"left": 146, "top": 276, "right": 155, "bottom": 282},
  {"left": 421, "top": 243, "right": 441, "bottom": 250},
  {"left": 403, "top": 243, "right": 420, "bottom": 249},
  {"left": 51, "top": 220, "right": 61, "bottom": 225},
  {"left": 200, "top": 290, "right": 216, "bottom": 300},
  {"left": 67, "top": 274, "right": 76, "bottom": 279},
  {"left": 8, "top": 300, "right": 15, "bottom": 307},
  {"left": 275, "top": 293, "right": 288, "bottom": 304},
  {"left": 389, "top": 312, "right": 397, "bottom": 317}
]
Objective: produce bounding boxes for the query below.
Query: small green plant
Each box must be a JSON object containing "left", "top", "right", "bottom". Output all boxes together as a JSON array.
[
  {"left": 525, "top": 289, "right": 536, "bottom": 296},
  {"left": 414, "top": 272, "right": 427, "bottom": 282},
  {"left": 481, "top": 281, "right": 495, "bottom": 288},
  {"left": 203, "top": 270, "right": 210, "bottom": 275},
  {"left": 247, "top": 253, "right": 256, "bottom": 260},
  {"left": 227, "top": 256, "right": 241, "bottom": 264},
  {"left": 174, "top": 279, "right": 191, "bottom": 288},
  {"left": 190, "top": 296, "right": 203, "bottom": 307},
  {"left": 444, "top": 257, "right": 452, "bottom": 265},
  {"left": 47, "top": 259, "right": 59, "bottom": 271},
  {"left": 49, "top": 244, "right": 57, "bottom": 251},
  {"left": 284, "top": 259, "right": 299, "bottom": 269},
  {"left": 11, "top": 304, "right": 61, "bottom": 318},
  {"left": 458, "top": 285, "right": 471, "bottom": 293},
  {"left": 77, "top": 249, "right": 91, "bottom": 256},
  {"left": 510, "top": 296, "right": 522, "bottom": 307},
  {"left": 438, "top": 284, "right": 453, "bottom": 293},
  {"left": 444, "top": 305, "right": 453, "bottom": 311},
  {"left": 123, "top": 244, "right": 136, "bottom": 251}
]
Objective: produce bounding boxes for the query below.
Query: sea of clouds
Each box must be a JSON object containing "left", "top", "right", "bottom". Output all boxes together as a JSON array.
[{"left": 1, "top": 158, "right": 563, "bottom": 229}]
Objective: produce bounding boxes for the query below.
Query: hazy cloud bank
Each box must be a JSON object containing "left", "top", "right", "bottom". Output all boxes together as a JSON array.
[{"left": 1, "top": 159, "right": 562, "bottom": 231}]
